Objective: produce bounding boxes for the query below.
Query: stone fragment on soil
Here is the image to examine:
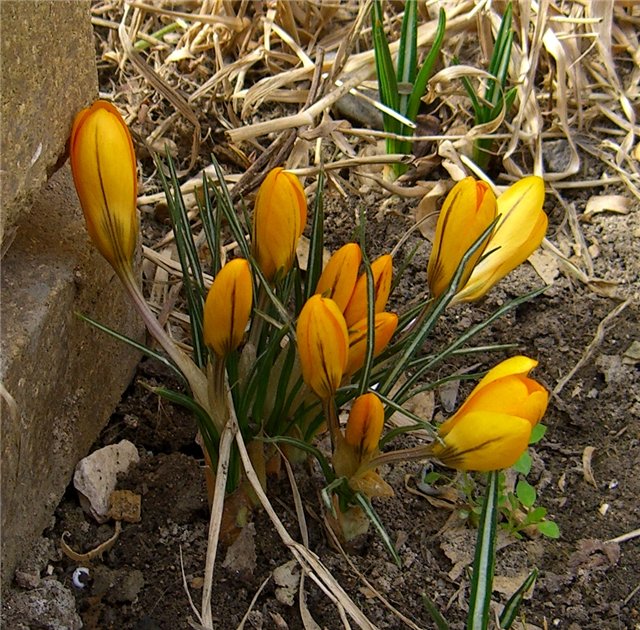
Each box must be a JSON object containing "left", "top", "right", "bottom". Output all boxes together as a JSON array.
[
  {"left": 1, "top": 578, "right": 82, "bottom": 629},
  {"left": 73, "top": 440, "right": 140, "bottom": 523}
]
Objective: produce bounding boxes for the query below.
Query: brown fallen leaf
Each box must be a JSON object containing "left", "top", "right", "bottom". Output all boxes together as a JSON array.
[
  {"left": 61, "top": 521, "right": 122, "bottom": 563},
  {"left": 582, "top": 446, "right": 598, "bottom": 487}
]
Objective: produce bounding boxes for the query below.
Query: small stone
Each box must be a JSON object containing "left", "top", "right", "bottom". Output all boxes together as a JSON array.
[{"left": 73, "top": 440, "right": 140, "bottom": 523}]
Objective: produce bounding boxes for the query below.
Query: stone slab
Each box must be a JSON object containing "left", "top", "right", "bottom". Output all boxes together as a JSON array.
[
  {"left": 0, "top": 165, "right": 144, "bottom": 585},
  {"left": 0, "top": 0, "right": 97, "bottom": 246}
]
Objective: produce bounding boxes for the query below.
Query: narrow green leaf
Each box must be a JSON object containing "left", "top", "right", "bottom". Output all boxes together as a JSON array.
[
  {"left": 148, "top": 385, "right": 219, "bottom": 467},
  {"left": 155, "top": 152, "right": 207, "bottom": 367},
  {"left": 354, "top": 493, "right": 402, "bottom": 566},
  {"left": 421, "top": 593, "right": 450, "bottom": 630},
  {"left": 397, "top": 0, "right": 418, "bottom": 119},
  {"left": 467, "top": 471, "right": 499, "bottom": 630},
  {"left": 76, "top": 312, "right": 185, "bottom": 383},
  {"left": 406, "top": 8, "right": 446, "bottom": 124},
  {"left": 499, "top": 568, "right": 537, "bottom": 629},
  {"left": 261, "top": 435, "right": 334, "bottom": 482},
  {"left": 304, "top": 169, "right": 325, "bottom": 301},
  {"left": 371, "top": 0, "right": 401, "bottom": 137},
  {"left": 357, "top": 218, "right": 376, "bottom": 397}
]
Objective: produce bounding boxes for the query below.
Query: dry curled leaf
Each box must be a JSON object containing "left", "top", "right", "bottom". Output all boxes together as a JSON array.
[{"left": 582, "top": 446, "right": 597, "bottom": 487}]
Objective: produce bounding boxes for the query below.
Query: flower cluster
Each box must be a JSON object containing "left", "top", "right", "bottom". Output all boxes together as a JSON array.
[{"left": 69, "top": 99, "right": 551, "bottom": 543}]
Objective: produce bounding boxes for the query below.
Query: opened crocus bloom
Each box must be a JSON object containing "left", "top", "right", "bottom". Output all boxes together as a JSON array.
[
  {"left": 431, "top": 356, "right": 548, "bottom": 471},
  {"left": 296, "top": 295, "right": 349, "bottom": 400},
  {"left": 70, "top": 100, "right": 138, "bottom": 277},
  {"left": 454, "top": 176, "right": 547, "bottom": 302},
  {"left": 315, "top": 243, "right": 362, "bottom": 312},
  {"left": 346, "top": 312, "right": 398, "bottom": 375},
  {"left": 343, "top": 254, "right": 393, "bottom": 327},
  {"left": 427, "top": 177, "right": 496, "bottom": 299},
  {"left": 252, "top": 167, "right": 307, "bottom": 281},
  {"left": 203, "top": 259, "right": 253, "bottom": 357}
]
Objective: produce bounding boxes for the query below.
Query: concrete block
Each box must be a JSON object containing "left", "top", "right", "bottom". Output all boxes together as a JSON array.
[
  {"left": 0, "top": 0, "right": 97, "bottom": 246},
  {"left": 1, "top": 165, "right": 144, "bottom": 585}
]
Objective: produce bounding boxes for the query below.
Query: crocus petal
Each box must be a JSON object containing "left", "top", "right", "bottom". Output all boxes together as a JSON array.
[
  {"left": 344, "top": 254, "right": 393, "bottom": 327},
  {"left": 70, "top": 100, "right": 138, "bottom": 276},
  {"left": 346, "top": 312, "right": 398, "bottom": 375},
  {"left": 253, "top": 168, "right": 307, "bottom": 281},
  {"left": 437, "top": 356, "right": 548, "bottom": 457},
  {"left": 427, "top": 177, "right": 497, "bottom": 298},
  {"left": 315, "top": 243, "right": 362, "bottom": 312},
  {"left": 203, "top": 259, "right": 253, "bottom": 357},
  {"left": 432, "top": 411, "right": 533, "bottom": 471},
  {"left": 455, "top": 176, "right": 547, "bottom": 302},
  {"left": 344, "top": 393, "right": 385, "bottom": 455},
  {"left": 297, "top": 295, "right": 349, "bottom": 399}
]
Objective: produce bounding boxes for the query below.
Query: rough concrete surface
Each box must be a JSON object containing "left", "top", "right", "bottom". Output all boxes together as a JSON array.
[
  {"left": 0, "top": 0, "right": 96, "bottom": 246},
  {"left": 0, "top": 165, "right": 144, "bottom": 585}
]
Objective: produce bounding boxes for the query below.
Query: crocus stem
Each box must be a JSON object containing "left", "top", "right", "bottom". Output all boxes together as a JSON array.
[
  {"left": 247, "top": 284, "right": 269, "bottom": 350},
  {"left": 323, "top": 397, "right": 340, "bottom": 452},
  {"left": 119, "top": 269, "right": 209, "bottom": 407}
]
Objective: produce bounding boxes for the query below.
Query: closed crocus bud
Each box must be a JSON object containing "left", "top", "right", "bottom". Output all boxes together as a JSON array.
[
  {"left": 70, "top": 100, "right": 138, "bottom": 277},
  {"left": 431, "top": 356, "right": 549, "bottom": 471},
  {"left": 204, "top": 259, "right": 253, "bottom": 357},
  {"left": 346, "top": 312, "right": 398, "bottom": 375},
  {"left": 454, "top": 176, "right": 548, "bottom": 303},
  {"left": 345, "top": 393, "right": 385, "bottom": 456},
  {"left": 297, "top": 295, "right": 349, "bottom": 400},
  {"left": 343, "top": 254, "right": 393, "bottom": 327},
  {"left": 315, "top": 243, "right": 362, "bottom": 312},
  {"left": 427, "top": 177, "right": 496, "bottom": 299},
  {"left": 253, "top": 168, "right": 307, "bottom": 281}
]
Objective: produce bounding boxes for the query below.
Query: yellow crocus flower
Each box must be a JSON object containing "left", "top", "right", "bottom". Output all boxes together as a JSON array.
[
  {"left": 454, "top": 176, "right": 547, "bottom": 302},
  {"left": 69, "top": 100, "right": 138, "bottom": 278},
  {"left": 343, "top": 254, "right": 393, "bottom": 327},
  {"left": 431, "top": 356, "right": 549, "bottom": 471},
  {"left": 345, "top": 312, "right": 398, "bottom": 375},
  {"left": 427, "top": 177, "right": 497, "bottom": 299},
  {"left": 296, "top": 295, "right": 349, "bottom": 400},
  {"left": 345, "top": 392, "right": 385, "bottom": 456},
  {"left": 315, "top": 243, "right": 362, "bottom": 312},
  {"left": 252, "top": 168, "right": 307, "bottom": 281},
  {"left": 203, "top": 259, "right": 253, "bottom": 357}
]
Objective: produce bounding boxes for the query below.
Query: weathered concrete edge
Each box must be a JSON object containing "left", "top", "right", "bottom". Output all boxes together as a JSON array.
[{"left": 1, "top": 165, "right": 144, "bottom": 585}]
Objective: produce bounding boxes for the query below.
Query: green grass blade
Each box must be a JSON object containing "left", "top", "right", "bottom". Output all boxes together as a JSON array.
[
  {"left": 397, "top": 0, "right": 418, "bottom": 119},
  {"left": 261, "top": 435, "right": 334, "bottom": 482},
  {"left": 467, "top": 471, "right": 499, "bottom": 629},
  {"left": 199, "top": 174, "right": 221, "bottom": 276},
  {"left": 486, "top": 3, "right": 513, "bottom": 105},
  {"left": 149, "top": 385, "right": 220, "bottom": 467},
  {"left": 422, "top": 593, "right": 450, "bottom": 630},
  {"left": 406, "top": 8, "right": 446, "bottom": 124},
  {"left": 378, "top": 217, "right": 499, "bottom": 396},
  {"left": 155, "top": 153, "right": 207, "bottom": 367},
  {"left": 354, "top": 493, "right": 402, "bottom": 566},
  {"left": 371, "top": 0, "right": 401, "bottom": 137},
  {"left": 76, "top": 311, "right": 185, "bottom": 383},
  {"left": 305, "top": 169, "right": 325, "bottom": 301},
  {"left": 357, "top": 219, "right": 376, "bottom": 397},
  {"left": 209, "top": 155, "right": 252, "bottom": 262},
  {"left": 499, "top": 569, "right": 538, "bottom": 628}
]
